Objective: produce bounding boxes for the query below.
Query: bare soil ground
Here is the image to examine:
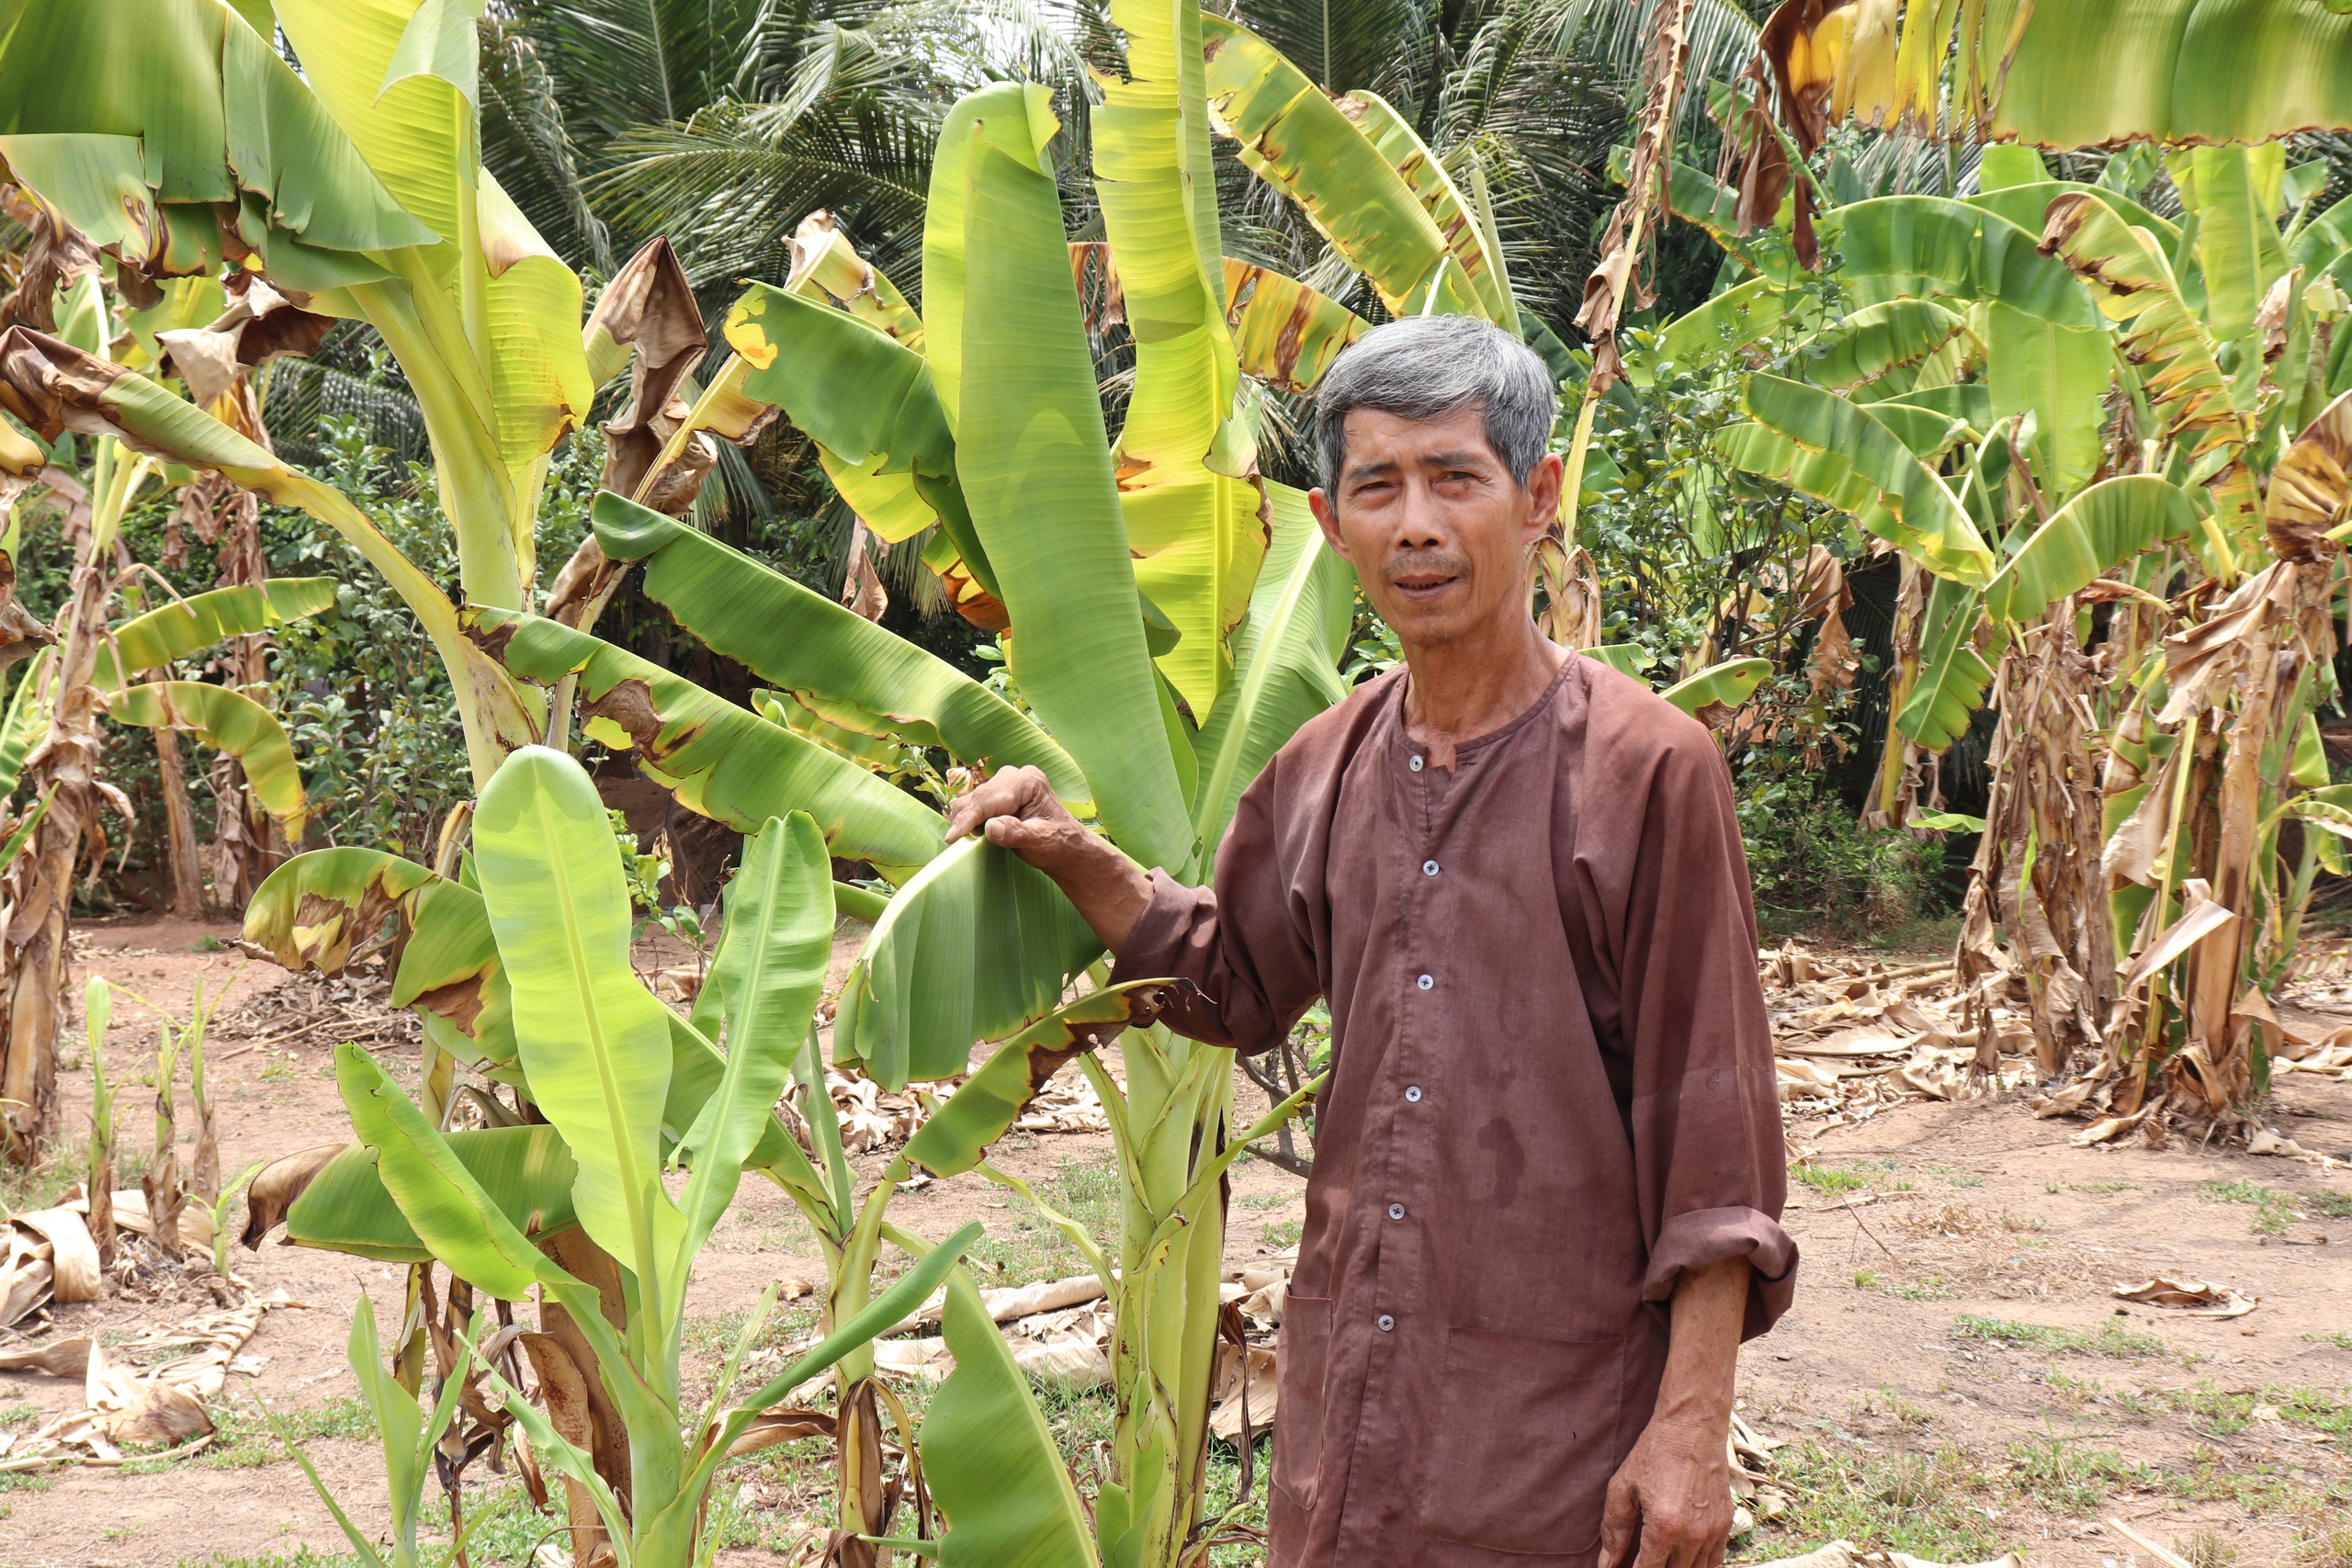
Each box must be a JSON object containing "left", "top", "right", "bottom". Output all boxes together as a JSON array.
[{"left": 2, "top": 915, "right": 2348, "bottom": 1568}]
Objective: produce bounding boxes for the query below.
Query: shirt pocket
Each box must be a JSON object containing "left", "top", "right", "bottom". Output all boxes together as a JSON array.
[
  {"left": 1270, "top": 1292, "right": 1333, "bottom": 1511},
  {"left": 1417, "top": 1325, "right": 1625, "bottom": 1556}
]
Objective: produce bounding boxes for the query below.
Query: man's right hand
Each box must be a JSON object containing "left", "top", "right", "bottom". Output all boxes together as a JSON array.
[{"left": 944, "top": 765, "right": 1155, "bottom": 953}]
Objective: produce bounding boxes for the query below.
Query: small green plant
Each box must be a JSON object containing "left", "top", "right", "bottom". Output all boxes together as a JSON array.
[
  {"left": 84, "top": 976, "right": 119, "bottom": 1266},
  {"left": 1854, "top": 1269, "right": 1879, "bottom": 1289},
  {"left": 2178, "top": 1528, "right": 2240, "bottom": 1567},
  {"left": 2199, "top": 1179, "right": 2301, "bottom": 1235},
  {"left": 1793, "top": 1164, "right": 1873, "bottom": 1196},
  {"left": 201, "top": 1159, "right": 266, "bottom": 1280},
  {"left": 1261, "top": 1219, "right": 1303, "bottom": 1248},
  {"left": 192, "top": 933, "right": 224, "bottom": 953},
  {"left": 1951, "top": 1315, "right": 2168, "bottom": 1359},
  {"left": 2309, "top": 1190, "right": 2352, "bottom": 1220}
]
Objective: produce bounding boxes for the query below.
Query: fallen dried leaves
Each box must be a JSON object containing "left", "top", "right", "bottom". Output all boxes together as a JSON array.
[{"left": 2111, "top": 1275, "right": 2256, "bottom": 1318}]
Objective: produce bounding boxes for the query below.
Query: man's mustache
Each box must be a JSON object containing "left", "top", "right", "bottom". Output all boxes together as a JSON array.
[{"left": 1383, "top": 550, "right": 1473, "bottom": 585}]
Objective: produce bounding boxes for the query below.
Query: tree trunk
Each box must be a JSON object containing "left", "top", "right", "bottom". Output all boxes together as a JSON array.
[{"left": 153, "top": 718, "right": 206, "bottom": 917}]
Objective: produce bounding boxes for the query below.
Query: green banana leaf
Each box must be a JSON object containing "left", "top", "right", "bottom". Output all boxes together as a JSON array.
[
  {"left": 1198, "top": 16, "right": 1482, "bottom": 319},
  {"left": 0, "top": 647, "right": 51, "bottom": 802},
  {"left": 1723, "top": 376, "right": 1995, "bottom": 584},
  {"left": 720, "top": 282, "right": 998, "bottom": 601},
  {"left": 1894, "top": 577, "right": 1996, "bottom": 751},
  {"left": 1583, "top": 645, "right": 1654, "bottom": 679},
  {"left": 944, "top": 83, "right": 1195, "bottom": 874},
  {"left": 1190, "top": 486, "right": 1352, "bottom": 859},
  {"left": 671, "top": 814, "right": 832, "bottom": 1266},
  {"left": 2172, "top": 143, "right": 2290, "bottom": 342},
  {"left": 1638, "top": 277, "right": 1790, "bottom": 382},
  {"left": 1984, "top": 475, "right": 2198, "bottom": 622},
  {"left": 1333, "top": 88, "right": 1512, "bottom": 325},
  {"left": 94, "top": 578, "right": 337, "bottom": 687},
  {"left": 283, "top": 1125, "right": 578, "bottom": 1264},
  {"left": 472, "top": 745, "right": 684, "bottom": 1289},
  {"left": 904, "top": 983, "right": 1173, "bottom": 1179},
  {"left": 594, "top": 493, "right": 1086, "bottom": 806},
  {"left": 1659, "top": 658, "right": 1770, "bottom": 718},
  {"left": 1222, "top": 260, "right": 1367, "bottom": 392},
  {"left": 1984, "top": 303, "right": 2111, "bottom": 500},
  {"left": 462, "top": 608, "right": 946, "bottom": 877},
  {"left": 1804, "top": 299, "right": 1972, "bottom": 392},
  {"left": 1826, "top": 197, "right": 2097, "bottom": 329},
  {"left": 107, "top": 682, "right": 306, "bottom": 838},
  {"left": 920, "top": 1267, "right": 1102, "bottom": 1568},
  {"left": 1965, "top": 181, "right": 2179, "bottom": 248},
  {"left": 833, "top": 836, "right": 1104, "bottom": 1089}
]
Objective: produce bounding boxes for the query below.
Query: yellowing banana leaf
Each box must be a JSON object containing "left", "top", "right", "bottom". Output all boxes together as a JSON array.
[
  {"left": 2041, "top": 192, "right": 2261, "bottom": 547},
  {"left": 1222, "top": 261, "right": 1368, "bottom": 393},
  {"left": 2272, "top": 388, "right": 2352, "bottom": 558},
  {"left": 1804, "top": 299, "right": 1972, "bottom": 391},
  {"left": 1726, "top": 375, "right": 1995, "bottom": 583},
  {"left": 1894, "top": 576, "right": 1995, "bottom": 751},
  {"left": 95, "top": 577, "right": 336, "bottom": 686},
  {"left": 1200, "top": 16, "right": 1480, "bottom": 319},
  {"left": 1984, "top": 475, "right": 2198, "bottom": 622},
  {"left": 1966, "top": 181, "right": 2179, "bottom": 249},
  {"left": 904, "top": 983, "right": 1174, "bottom": 1179},
  {"left": 1826, "top": 197, "right": 2097, "bottom": 329},
  {"left": 1095, "top": 6, "right": 1264, "bottom": 717},
  {"left": 461, "top": 608, "right": 946, "bottom": 877},
  {"left": 472, "top": 746, "right": 684, "bottom": 1292},
  {"left": 833, "top": 836, "right": 1104, "bottom": 1089},
  {"left": 1191, "top": 486, "right": 1352, "bottom": 859},
  {"left": 243, "top": 846, "right": 515, "bottom": 1073},
  {"left": 594, "top": 493, "right": 1087, "bottom": 806},
  {"left": 1333, "top": 89, "right": 1511, "bottom": 324},
  {"left": 919, "top": 1266, "right": 1101, "bottom": 1568},
  {"left": 283, "top": 1125, "right": 577, "bottom": 1264},
  {"left": 1659, "top": 658, "right": 1770, "bottom": 718},
  {"left": 1984, "top": 302, "right": 2110, "bottom": 501},
  {"left": 107, "top": 681, "right": 305, "bottom": 838},
  {"left": 671, "top": 814, "right": 831, "bottom": 1273},
  {"left": 786, "top": 215, "right": 925, "bottom": 352},
  {"left": 721, "top": 281, "right": 998, "bottom": 602},
  {"left": 947, "top": 83, "right": 1195, "bottom": 874}
]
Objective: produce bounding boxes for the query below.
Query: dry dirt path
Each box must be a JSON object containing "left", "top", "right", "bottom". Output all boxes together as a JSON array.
[{"left": 0, "top": 914, "right": 2346, "bottom": 1568}]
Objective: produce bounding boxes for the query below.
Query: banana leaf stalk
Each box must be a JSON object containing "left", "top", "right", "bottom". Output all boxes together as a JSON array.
[{"left": 84, "top": 976, "right": 118, "bottom": 1266}]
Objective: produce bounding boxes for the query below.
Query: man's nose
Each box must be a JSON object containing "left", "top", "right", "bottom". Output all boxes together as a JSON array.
[{"left": 1391, "top": 481, "right": 1452, "bottom": 550}]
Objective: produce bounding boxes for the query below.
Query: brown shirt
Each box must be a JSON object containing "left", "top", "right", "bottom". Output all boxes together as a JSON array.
[{"left": 1116, "top": 657, "right": 1796, "bottom": 1568}]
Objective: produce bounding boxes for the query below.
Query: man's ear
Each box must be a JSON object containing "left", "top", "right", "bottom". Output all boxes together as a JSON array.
[
  {"left": 1308, "top": 485, "right": 1353, "bottom": 563},
  {"left": 1522, "top": 452, "right": 1566, "bottom": 542}
]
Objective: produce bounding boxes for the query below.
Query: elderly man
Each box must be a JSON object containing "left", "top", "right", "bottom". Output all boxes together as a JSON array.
[{"left": 947, "top": 314, "right": 1795, "bottom": 1568}]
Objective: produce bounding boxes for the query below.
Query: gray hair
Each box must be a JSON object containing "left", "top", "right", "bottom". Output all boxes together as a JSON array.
[{"left": 1313, "top": 314, "right": 1558, "bottom": 497}]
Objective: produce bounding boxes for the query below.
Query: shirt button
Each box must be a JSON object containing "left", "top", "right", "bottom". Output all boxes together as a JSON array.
[
  {"left": 1416, "top": 974, "right": 1433, "bottom": 990},
  {"left": 1388, "top": 1202, "right": 1406, "bottom": 1220},
  {"left": 1404, "top": 1085, "right": 1422, "bottom": 1102},
  {"left": 1376, "top": 1314, "right": 1396, "bottom": 1332},
  {"left": 1408, "top": 755, "right": 1423, "bottom": 773},
  {"left": 1422, "top": 860, "right": 1440, "bottom": 876}
]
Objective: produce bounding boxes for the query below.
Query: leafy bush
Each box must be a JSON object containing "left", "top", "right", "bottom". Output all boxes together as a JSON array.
[{"left": 1736, "top": 773, "right": 1946, "bottom": 936}]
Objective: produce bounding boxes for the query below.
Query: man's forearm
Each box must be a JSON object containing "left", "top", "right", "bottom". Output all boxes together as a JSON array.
[
  {"left": 1034, "top": 830, "right": 1155, "bottom": 954},
  {"left": 1657, "top": 1256, "right": 1749, "bottom": 1432}
]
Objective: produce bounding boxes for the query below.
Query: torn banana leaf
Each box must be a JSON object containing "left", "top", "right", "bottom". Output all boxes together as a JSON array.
[
  {"left": 1983, "top": 475, "right": 2198, "bottom": 622},
  {"left": 95, "top": 577, "right": 337, "bottom": 686},
  {"left": 1722, "top": 376, "right": 1994, "bottom": 583},
  {"left": 1894, "top": 576, "right": 1996, "bottom": 751},
  {"left": 833, "top": 836, "right": 1104, "bottom": 1089},
  {"left": 593, "top": 492, "right": 1088, "bottom": 807},
  {"left": 1659, "top": 657, "right": 1770, "bottom": 718},
  {"left": 243, "top": 847, "right": 515, "bottom": 1076},
  {"left": 282, "top": 1125, "right": 578, "bottom": 1264},
  {"left": 107, "top": 681, "right": 305, "bottom": 838},
  {"left": 904, "top": 982, "right": 1175, "bottom": 1178},
  {"left": 460, "top": 608, "right": 946, "bottom": 878},
  {"left": 1802, "top": 299, "right": 1972, "bottom": 391},
  {"left": 1825, "top": 197, "right": 2098, "bottom": 328},
  {"left": 1333, "top": 88, "right": 1512, "bottom": 324}
]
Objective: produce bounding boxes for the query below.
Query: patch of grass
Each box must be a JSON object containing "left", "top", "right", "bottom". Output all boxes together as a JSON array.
[
  {"left": 1950, "top": 1315, "right": 2167, "bottom": 1359},
  {"left": 2169, "top": 1382, "right": 2256, "bottom": 1435},
  {"left": 1738, "top": 1441, "right": 2009, "bottom": 1563},
  {"left": 180, "top": 1551, "right": 367, "bottom": 1568},
  {"left": 1235, "top": 1192, "right": 1286, "bottom": 1212},
  {"left": 1261, "top": 1219, "right": 1302, "bottom": 1248},
  {"left": 0, "top": 1467, "right": 51, "bottom": 1493},
  {"left": 2199, "top": 1179, "right": 2301, "bottom": 1235},
  {"left": 0, "top": 1398, "right": 34, "bottom": 1431},
  {"left": 1946, "top": 1174, "right": 1983, "bottom": 1189},
  {"left": 258, "top": 1055, "right": 298, "bottom": 1083},
  {"left": 2310, "top": 1190, "right": 2352, "bottom": 1220},
  {"left": 2297, "top": 1516, "right": 2352, "bottom": 1566},
  {"left": 679, "top": 1299, "right": 824, "bottom": 1362},
  {"left": 1853, "top": 1269, "right": 1878, "bottom": 1290},
  {"left": 193, "top": 934, "right": 225, "bottom": 953},
  {"left": 1882, "top": 1278, "right": 1960, "bottom": 1301},
  {"left": 964, "top": 1154, "right": 1122, "bottom": 1287},
  {"left": 2177, "top": 1529, "right": 2238, "bottom": 1567},
  {"left": 2002, "top": 1431, "right": 2135, "bottom": 1516},
  {"left": 1792, "top": 1165, "right": 1873, "bottom": 1197},
  {"left": 2306, "top": 1332, "right": 2352, "bottom": 1351},
  {"left": 196, "top": 1394, "right": 378, "bottom": 1468}
]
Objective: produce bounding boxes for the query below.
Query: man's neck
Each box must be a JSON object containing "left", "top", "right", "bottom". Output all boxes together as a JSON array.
[{"left": 1397, "top": 615, "right": 1567, "bottom": 770}]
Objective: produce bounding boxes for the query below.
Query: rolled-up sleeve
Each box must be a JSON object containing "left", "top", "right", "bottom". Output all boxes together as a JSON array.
[
  {"left": 1612, "top": 722, "right": 1797, "bottom": 1339},
  {"left": 1112, "top": 769, "right": 1322, "bottom": 1055}
]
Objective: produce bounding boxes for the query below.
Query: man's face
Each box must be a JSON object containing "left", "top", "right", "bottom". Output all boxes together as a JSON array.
[{"left": 1308, "top": 403, "right": 1563, "bottom": 649}]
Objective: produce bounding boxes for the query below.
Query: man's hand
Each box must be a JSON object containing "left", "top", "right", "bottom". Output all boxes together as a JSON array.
[
  {"left": 944, "top": 765, "right": 1155, "bottom": 953},
  {"left": 1596, "top": 1406, "right": 1734, "bottom": 1567},
  {"left": 1599, "top": 1255, "right": 1749, "bottom": 1567}
]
